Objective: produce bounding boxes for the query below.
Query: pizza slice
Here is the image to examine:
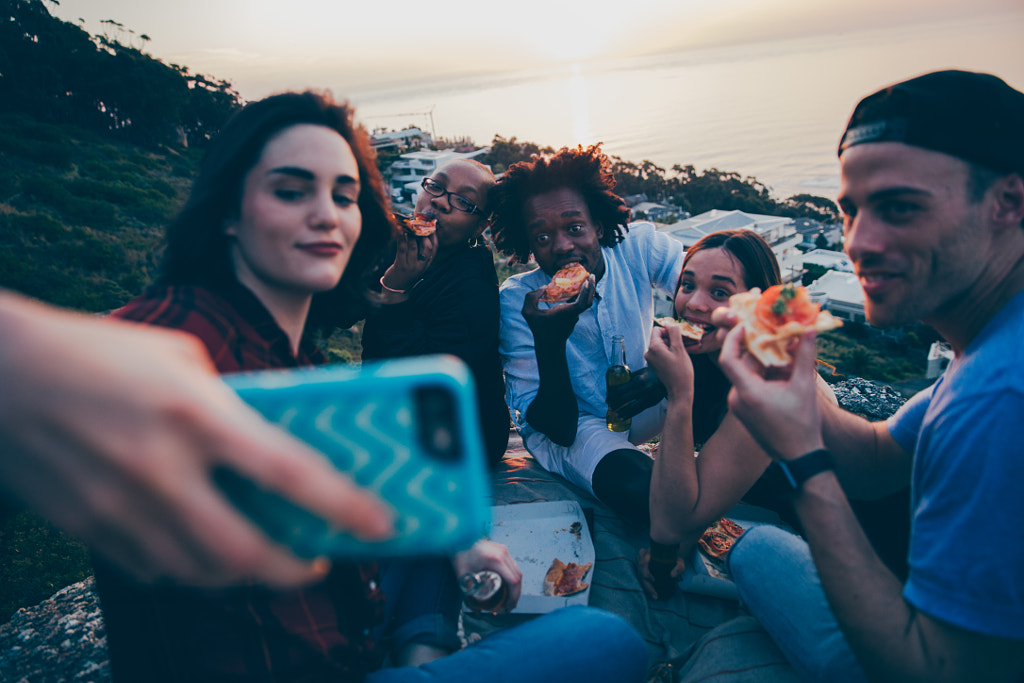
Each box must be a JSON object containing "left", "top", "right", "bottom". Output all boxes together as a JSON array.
[
  {"left": 540, "top": 263, "right": 590, "bottom": 303},
  {"left": 654, "top": 316, "right": 707, "bottom": 342},
  {"left": 406, "top": 212, "right": 437, "bottom": 237},
  {"left": 716, "top": 517, "right": 746, "bottom": 539},
  {"left": 698, "top": 527, "right": 735, "bottom": 560},
  {"left": 543, "top": 558, "right": 593, "bottom": 597},
  {"left": 727, "top": 283, "right": 842, "bottom": 367}
]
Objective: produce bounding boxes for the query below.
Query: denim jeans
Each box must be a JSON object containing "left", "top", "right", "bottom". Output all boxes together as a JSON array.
[
  {"left": 728, "top": 525, "right": 868, "bottom": 683},
  {"left": 377, "top": 557, "right": 462, "bottom": 655},
  {"left": 365, "top": 605, "right": 648, "bottom": 683}
]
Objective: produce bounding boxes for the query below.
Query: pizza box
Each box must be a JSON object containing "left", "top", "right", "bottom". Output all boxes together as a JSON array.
[
  {"left": 484, "top": 501, "right": 595, "bottom": 614},
  {"left": 677, "top": 504, "right": 788, "bottom": 602}
]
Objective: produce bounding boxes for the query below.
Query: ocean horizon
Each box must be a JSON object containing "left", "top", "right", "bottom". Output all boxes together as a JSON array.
[{"left": 347, "top": 11, "right": 1023, "bottom": 202}]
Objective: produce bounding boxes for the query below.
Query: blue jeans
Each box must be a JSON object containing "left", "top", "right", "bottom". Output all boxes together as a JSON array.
[
  {"left": 365, "top": 605, "right": 648, "bottom": 683},
  {"left": 728, "top": 525, "right": 868, "bottom": 683},
  {"left": 377, "top": 557, "right": 462, "bottom": 655}
]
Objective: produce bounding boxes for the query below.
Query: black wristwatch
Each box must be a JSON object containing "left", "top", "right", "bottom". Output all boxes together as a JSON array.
[{"left": 773, "top": 449, "right": 833, "bottom": 494}]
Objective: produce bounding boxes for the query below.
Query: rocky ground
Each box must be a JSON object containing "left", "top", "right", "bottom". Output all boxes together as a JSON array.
[
  {"left": 0, "top": 577, "right": 108, "bottom": 683},
  {"left": 0, "top": 379, "right": 911, "bottom": 682}
]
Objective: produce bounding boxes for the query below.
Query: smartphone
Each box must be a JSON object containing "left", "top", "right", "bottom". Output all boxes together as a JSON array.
[{"left": 215, "top": 354, "right": 491, "bottom": 560}]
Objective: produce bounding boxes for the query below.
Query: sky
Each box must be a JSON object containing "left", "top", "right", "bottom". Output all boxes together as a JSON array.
[{"left": 49, "top": 0, "right": 1024, "bottom": 101}]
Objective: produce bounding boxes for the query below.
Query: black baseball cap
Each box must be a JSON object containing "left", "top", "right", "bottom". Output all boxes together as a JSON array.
[{"left": 838, "top": 70, "right": 1024, "bottom": 175}]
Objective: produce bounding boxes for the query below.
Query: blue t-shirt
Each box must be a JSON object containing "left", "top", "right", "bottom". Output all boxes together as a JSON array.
[{"left": 887, "top": 290, "right": 1024, "bottom": 639}]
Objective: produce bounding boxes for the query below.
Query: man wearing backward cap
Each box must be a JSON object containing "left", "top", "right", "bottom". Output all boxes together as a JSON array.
[{"left": 701, "top": 70, "right": 1024, "bottom": 683}]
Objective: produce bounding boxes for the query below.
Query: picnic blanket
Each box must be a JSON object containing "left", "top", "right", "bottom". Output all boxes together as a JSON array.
[{"left": 463, "top": 437, "right": 799, "bottom": 682}]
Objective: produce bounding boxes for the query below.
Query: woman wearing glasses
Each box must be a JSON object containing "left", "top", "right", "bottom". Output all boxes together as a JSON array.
[{"left": 360, "top": 159, "right": 511, "bottom": 466}]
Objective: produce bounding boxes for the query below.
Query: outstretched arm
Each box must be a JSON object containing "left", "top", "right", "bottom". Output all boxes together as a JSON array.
[{"left": 0, "top": 292, "right": 394, "bottom": 588}]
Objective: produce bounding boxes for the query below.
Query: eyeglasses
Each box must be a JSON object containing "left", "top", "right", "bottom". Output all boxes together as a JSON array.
[{"left": 421, "top": 177, "right": 480, "bottom": 215}]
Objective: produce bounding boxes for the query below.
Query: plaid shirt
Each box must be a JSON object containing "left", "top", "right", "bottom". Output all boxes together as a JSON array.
[{"left": 95, "top": 283, "right": 385, "bottom": 683}]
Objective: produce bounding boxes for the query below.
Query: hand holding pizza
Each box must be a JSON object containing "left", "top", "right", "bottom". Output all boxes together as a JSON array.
[
  {"left": 717, "top": 324, "right": 826, "bottom": 461},
  {"left": 380, "top": 217, "right": 438, "bottom": 295},
  {"left": 522, "top": 273, "right": 596, "bottom": 344},
  {"left": 645, "top": 322, "right": 696, "bottom": 404}
]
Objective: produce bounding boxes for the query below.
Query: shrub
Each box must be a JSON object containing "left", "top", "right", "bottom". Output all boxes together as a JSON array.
[{"left": 8, "top": 212, "right": 68, "bottom": 241}]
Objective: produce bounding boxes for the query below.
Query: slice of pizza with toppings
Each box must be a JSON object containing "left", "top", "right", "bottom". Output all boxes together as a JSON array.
[
  {"left": 655, "top": 317, "right": 707, "bottom": 341},
  {"left": 698, "top": 527, "right": 735, "bottom": 560},
  {"left": 406, "top": 212, "right": 437, "bottom": 237},
  {"left": 716, "top": 517, "right": 746, "bottom": 539},
  {"left": 543, "top": 558, "right": 593, "bottom": 597},
  {"left": 727, "top": 283, "right": 842, "bottom": 367},
  {"left": 540, "top": 263, "right": 590, "bottom": 303}
]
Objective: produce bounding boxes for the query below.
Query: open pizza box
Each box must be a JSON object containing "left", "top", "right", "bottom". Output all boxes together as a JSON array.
[
  {"left": 678, "top": 503, "right": 790, "bottom": 602},
  {"left": 484, "top": 501, "right": 595, "bottom": 614}
]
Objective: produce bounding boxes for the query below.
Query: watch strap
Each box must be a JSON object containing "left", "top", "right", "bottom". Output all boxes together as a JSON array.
[{"left": 774, "top": 448, "right": 833, "bottom": 492}]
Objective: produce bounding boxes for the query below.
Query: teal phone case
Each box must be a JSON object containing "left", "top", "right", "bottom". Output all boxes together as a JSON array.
[{"left": 218, "top": 355, "right": 490, "bottom": 559}]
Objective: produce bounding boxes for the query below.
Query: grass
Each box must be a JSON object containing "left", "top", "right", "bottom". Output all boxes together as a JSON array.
[{"left": 0, "top": 510, "right": 92, "bottom": 623}]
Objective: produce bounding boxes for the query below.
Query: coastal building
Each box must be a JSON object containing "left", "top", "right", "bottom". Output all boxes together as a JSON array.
[
  {"left": 806, "top": 269, "right": 865, "bottom": 323},
  {"left": 803, "top": 249, "right": 854, "bottom": 273},
  {"left": 926, "top": 341, "right": 955, "bottom": 379},
  {"left": 630, "top": 201, "right": 683, "bottom": 223},
  {"left": 656, "top": 209, "right": 804, "bottom": 282},
  {"left": 793, "top": 217, "right": 843, "bottom": 251},
  {"left": 370, "top": 127, "right": 432, "bottom": 152},
  {"left": 385, "top": 148, "right": 491, "bottom": 200}
]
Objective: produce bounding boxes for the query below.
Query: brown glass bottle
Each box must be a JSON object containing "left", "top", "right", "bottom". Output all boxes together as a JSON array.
[{"left": 606, "top": 335, "right": 631, "bottom": 432}]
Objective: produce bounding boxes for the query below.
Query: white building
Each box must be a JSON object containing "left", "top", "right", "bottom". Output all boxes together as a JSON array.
[
  {"left": 926, "top": 341, "right": 955, "bottom": 379},
  {"left": 370, "top": 127, "right": 432, "bottom": 151},
  {"left": 803, "top": 249, "right": 854, "bottom": 273},
  {"left": 806, "top": 269, "right": 865, "bottom": 323},
  {"left": 386, "top": 148, "right": 491, "bottom": 197},
  {"left": 656, "top": 209, "right": 804, "bottom": 282},
  {"left": 630, "top": 201, "right": 681, "bottom": 223}
]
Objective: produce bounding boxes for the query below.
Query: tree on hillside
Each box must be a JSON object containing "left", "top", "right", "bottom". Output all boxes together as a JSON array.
[
  {"left": 781, "top": 193, "right": 840, "bottom": 223},
  {"left": 481, "top": 135, "right": 553, "bottom": 173},
  {"left": 0, "top": 0, "right": 241, "bottom": 148}
]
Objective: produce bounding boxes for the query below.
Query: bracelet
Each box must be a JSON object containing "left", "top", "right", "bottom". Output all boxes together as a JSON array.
[{"left": 379, "top": 275, "right": 406, "bottom": 295}]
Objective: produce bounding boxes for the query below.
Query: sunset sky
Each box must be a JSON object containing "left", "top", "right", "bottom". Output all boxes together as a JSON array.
[{"left": 49, "top": 0, "right": 1024, "bottom": 100}]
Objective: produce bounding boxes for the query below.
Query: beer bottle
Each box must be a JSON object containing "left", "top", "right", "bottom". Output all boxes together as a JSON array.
[{"left": 606, "top": 335, "right": 631, "bottom": 432}]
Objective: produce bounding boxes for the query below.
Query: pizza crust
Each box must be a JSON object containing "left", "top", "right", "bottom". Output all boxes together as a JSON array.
[
  {"left": 543, "top": 558, "right": 593, "bottom": 597},
  {"left": 406, "top": 213, "right": 436, "bottom": 237},
  {"left": 655, "top": 317, "right": 707, "bottom": 341},
  {"left": 541, "top": 263, "right": 589, "bottom": 303},
  {"left": 698, "top": 518, "right": 746, "bottom": 559},
  {"left": 729, "top": 287, "right": 842, "bottom": 367}
]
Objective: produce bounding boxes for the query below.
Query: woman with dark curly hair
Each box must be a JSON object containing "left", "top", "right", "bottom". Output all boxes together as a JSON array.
[{"left": 491, "top": 144, "right": 685, "bottom": 527}]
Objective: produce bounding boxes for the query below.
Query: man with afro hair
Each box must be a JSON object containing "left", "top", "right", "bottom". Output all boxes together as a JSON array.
[{"left": 490, "top": 144, "right": 685, "bottom": 526}]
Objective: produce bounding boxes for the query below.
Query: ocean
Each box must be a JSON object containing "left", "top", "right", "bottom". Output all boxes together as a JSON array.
[{"left": 348, "top": 12, "right": 1023, "bottom": 202}]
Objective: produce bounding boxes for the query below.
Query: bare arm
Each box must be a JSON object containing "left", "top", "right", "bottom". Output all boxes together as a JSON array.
[
  {"left": 820, "top": 399, "right": 913, "bottom": 500},
  {"left": 522, "top": 277, "right": 595, "bottom": 446},
  {"left": 717, "top": 327, "right": 1024, "bottom": 682},
  {"left": 0, "top": 292, "right": 394, "bottom": 588}
]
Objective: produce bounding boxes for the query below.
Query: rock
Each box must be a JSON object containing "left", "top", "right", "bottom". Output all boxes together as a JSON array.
[
  {"left": 832, "top": 378, "right": 908, "bottom": 421},
  {"left": 0, "top": 577, "right": 109, "bottom": 683}
]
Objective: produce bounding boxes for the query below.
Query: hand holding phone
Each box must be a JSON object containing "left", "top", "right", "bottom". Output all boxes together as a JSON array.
[{"left": 216, "top": 355, "right": 491, "bottom": 559}]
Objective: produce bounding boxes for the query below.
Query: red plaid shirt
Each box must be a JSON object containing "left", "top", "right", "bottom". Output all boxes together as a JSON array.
[{"left": 95, "top": 283, "right": 386, "bottom": 683}]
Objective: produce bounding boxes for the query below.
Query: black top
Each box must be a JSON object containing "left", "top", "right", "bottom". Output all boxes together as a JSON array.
[{"left": 361, "top": 244, "right": 510, "bottom": 466}]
